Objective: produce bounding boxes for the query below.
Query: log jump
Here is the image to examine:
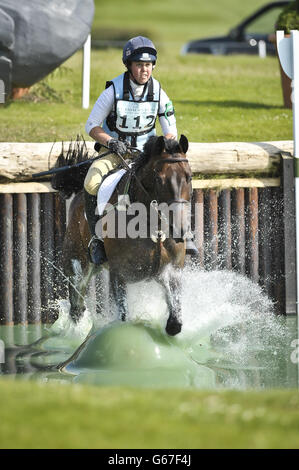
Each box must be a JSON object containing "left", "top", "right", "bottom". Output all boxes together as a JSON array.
[
  {"left": 0, "top": 140, "right": 294, "bottom": 182},
  {"left": 0, "top": 140, "right": 296, "bottom": 325}
]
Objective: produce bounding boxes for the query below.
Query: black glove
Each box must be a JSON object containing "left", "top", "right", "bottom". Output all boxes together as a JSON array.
[
  {"left": 108, "top": 138, "right": 128, "bottom": 157},
  {"left": 94, "top": 142, "right": 101, "bottom": 153}
]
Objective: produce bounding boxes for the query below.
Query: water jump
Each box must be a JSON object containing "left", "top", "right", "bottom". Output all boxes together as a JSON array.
[{"left": 50, "top": 135, "right": 193, "bottom": 336}]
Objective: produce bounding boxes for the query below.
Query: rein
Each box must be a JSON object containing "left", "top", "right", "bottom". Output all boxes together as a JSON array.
[
  {"left": 99, "top": 142, "right": 189, "bottom": 205},
  {"left": 155, "top": 158, "right": 189, "bottom": 164},
  {"left": 142, "top": 155, "right": 191, "bottom": 241},
  {"left": 98, "top": 146, "right": 191, "bottom": 237},
  {"left": 135, "top": 156, "right": 190, "bottom": 203}
]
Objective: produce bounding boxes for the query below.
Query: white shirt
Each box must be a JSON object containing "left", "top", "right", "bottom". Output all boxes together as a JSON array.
[{"left": 85, "top": 78, "right": 177, "bottom": 137}]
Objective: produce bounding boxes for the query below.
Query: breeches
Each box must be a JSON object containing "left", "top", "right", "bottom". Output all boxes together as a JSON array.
[{"left": 84, "top": 152, "right": 122, "bottom": 196}]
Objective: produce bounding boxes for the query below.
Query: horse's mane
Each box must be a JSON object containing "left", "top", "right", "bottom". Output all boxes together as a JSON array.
[
  {"left": 131, "top": 136, "right": 183, "bottom": 173},
  {"left": 51, "top": 137, "right": 91, "bottom": 198},
  {"left": 50, "top": 135, "right": 184, "bottom": 199}
]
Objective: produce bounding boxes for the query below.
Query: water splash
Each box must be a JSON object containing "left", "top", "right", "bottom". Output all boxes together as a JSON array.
[
  {"left": 46, "top": 299, "right": 93, "bottom": 341},
  {"left": 49, "top": 265, "right": 295, "bottom": 389},
  {"left": 1, "top": 264, "right": 296, "bottom": 389},
  {"left": 125, "top": 266, "right": 277, "bottom": 343}
]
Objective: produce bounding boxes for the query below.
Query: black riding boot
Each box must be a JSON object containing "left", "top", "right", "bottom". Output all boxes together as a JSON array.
[{"left": 84, "top": 190, "right": 107, "bottom": 265}]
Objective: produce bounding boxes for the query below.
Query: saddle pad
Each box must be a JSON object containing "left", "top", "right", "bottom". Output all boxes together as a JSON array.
[{"left": 97, "top": 168, "right": 126, "bottom": 217}]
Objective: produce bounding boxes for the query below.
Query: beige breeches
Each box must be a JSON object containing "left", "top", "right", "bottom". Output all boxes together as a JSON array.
[{"left": 84, "top": 152, "right": 122, "bottom": 196}]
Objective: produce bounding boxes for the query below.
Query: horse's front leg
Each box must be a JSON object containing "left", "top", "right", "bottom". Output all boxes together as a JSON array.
[
  {"left": 160, "top": 269, "right": 183, "bottom": 336},
  {"left": 67, "top": 259, "right": 97, "bottom": 322},
  {"left": 109, "top": 271, "right": 129, "bottom": 321}
]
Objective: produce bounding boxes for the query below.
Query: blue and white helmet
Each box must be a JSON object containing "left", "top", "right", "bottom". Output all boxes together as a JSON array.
[{"left": 122, "top": 36, "right": 157, "bottom": 66}]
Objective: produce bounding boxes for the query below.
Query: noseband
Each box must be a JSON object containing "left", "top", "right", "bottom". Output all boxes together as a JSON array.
[
  {"left": 156, "top": 157, "right": 189, "bottom": 164},
  {"left": 149, "top": 156, "right": 192, "bottom": 243}
]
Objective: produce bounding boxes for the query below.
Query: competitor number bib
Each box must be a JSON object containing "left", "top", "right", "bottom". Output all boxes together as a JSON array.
[{"left": 115, "top": 100, "right": 159, "bottom": 135}]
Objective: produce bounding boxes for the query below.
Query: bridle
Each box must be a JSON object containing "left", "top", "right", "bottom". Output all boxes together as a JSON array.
[
  {"left": 104, "top": 147, "right": 192, "bottom": 241},
  {"left": 101, "top": 143, "right": 191, "bottom": 206},
  {"left": 115, "top": 151, "right": 191, "bottom": 202},
  {"left": 140, "top": 155, "right": 192, "bottom": 243},
  {"left": 151, "top": 156, "right": 190, "bottom": 206}
]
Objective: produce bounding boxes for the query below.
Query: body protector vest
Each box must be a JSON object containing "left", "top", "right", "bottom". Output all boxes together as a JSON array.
[{"left": 102, "top": 71, "right": 161, "bottom": 151}]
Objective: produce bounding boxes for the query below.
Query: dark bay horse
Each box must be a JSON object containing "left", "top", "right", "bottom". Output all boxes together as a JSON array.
[{"left": 52, "top": 135, "right": 193, "bottom": 336}]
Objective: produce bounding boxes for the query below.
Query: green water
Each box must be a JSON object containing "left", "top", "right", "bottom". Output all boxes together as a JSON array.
[
  {"left": 0, "top": 316, "right": 297, "bottom": 390},
  {"left": 0, "top": 269, "right": 298, "bottom": 390}
]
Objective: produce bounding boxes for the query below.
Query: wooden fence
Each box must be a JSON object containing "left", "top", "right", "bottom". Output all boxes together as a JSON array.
[
  {"left": 0, "top": 141, "right": 296, "bottom": 324},
  {"left": 0, "top": 186, "right": 67, "bottom": 324}
]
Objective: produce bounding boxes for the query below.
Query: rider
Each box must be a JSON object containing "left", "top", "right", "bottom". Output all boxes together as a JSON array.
[{"left": 84, "top": 35, "right": 198, "bottom": 264}]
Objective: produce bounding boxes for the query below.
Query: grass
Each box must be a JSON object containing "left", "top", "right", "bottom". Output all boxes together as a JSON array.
[
  {"left": 0, "top": 378, "right": 299, "bottom": 449},
  {"left": 0, "top": 1, "right": 296, "bottom": 450},
  {"left": 91, "top": 0, "right": 274, "bottom": 50},
  {"left": 0, "top": 0, "right": 293, "bottom": 143},
  {"left": 0, "top": 51, "right": 292, "bottom": 143}
]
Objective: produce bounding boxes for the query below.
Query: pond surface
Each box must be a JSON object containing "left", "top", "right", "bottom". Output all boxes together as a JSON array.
[{"left": 0, "top": 268, "right": 298, "bottom": 390}]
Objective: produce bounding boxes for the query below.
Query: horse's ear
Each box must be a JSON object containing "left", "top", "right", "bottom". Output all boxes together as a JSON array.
[
  {"left": 179, "top": 135, "right": 189, "bottom": 154},
  {"left": 153, "top": 136, "right": 165, "bottom": 155}
]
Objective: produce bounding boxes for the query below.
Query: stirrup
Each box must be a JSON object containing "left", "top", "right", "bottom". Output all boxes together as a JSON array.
[{"left": 88, "top": 235, "right": 99, "bottom": 250}]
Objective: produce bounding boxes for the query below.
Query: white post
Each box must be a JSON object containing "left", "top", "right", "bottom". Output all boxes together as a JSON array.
[
  {"left": 292, "top": 30, "right": 299, "bottom": 318},
  {"left": 292, "top": 30, "right": 299, "bottom": 157},
  {"left": 277, "top": 30, "right": 299, "bottom": 387},
  {"left": 277, "top": 30, "right": 299, "bottom": 317},
  {"left": 258, "top": 40, "right": 266, "bottom": 58},
  {"left": 82, "top": 34, "right": 91, "bottom": 109}
]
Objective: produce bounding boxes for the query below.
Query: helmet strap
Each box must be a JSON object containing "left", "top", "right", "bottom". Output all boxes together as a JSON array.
[
  {"left": 127, "top": 62, "right": 155, "bottom": 86},
  {"left": 127, "top": 64, "right": 146, "bottom": 86},
  {"left": 130, "top": 73, "right": 145, "bottom": 86}
]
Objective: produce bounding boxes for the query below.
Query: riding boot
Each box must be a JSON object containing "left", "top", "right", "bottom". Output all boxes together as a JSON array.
[
  {"left": 185, "top": 234, "right": 199, "bottom": 257},
  {"left": 84, "top": 189, "right": 107, "bottom": 265}
]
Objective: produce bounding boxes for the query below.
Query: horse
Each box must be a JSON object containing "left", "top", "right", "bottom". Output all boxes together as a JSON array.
[{"left": 52, "top": 135, "right": 193, "bottom": 336}]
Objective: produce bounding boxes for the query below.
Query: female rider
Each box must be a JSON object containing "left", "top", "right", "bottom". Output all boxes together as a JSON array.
[{"left": 84, "top": 36, "right": 197, "bottom": 264}]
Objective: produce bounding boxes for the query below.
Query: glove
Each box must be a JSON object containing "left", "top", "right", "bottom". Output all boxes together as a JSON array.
[
  {"left": 108, "top": 138, "right": 128, "bottom": 157},
  {"left": 94, "top": 142, "right": 101, "bottom": 153}
]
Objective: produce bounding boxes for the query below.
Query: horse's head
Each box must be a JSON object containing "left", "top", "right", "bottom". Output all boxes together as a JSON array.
[{"left": 139, "top": 135, "right": 192, "bottom": 242}]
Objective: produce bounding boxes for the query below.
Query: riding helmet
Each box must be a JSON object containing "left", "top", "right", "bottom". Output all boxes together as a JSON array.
[{"left": 122, "top": 36, "right": 157, "bottom": 66}]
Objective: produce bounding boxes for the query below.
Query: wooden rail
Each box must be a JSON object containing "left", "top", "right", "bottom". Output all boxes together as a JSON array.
[
  {"left": 0, "top": 144, "right": 296, "bottom": 324},
  {"left": 0, "top": 179, "right": 281, "bottom": 193},
  {"left": 0, "top": 140, "right": 294, "bottom": 181},
  {"left": 0, "top": 191, "right": 67, "bottom": 325}
]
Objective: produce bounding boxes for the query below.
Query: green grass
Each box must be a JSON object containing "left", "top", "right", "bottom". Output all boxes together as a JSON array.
[
  {"left": 0, "top": 1, "right": 297, "bottom": 449},
  {"left": 92, "top": 0, "right": 274, "bottom": 50},
  {"left": 0, "top": 378, "right": 299, "bottom": 449},
  {"left": 0, "top": 51, "right": 292, "bottom": 143},
  {"left": 0, "top": 0, "right": 293, "bottom": 143}
]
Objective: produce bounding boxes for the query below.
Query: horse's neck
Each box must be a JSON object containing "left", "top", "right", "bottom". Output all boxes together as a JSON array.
[
  {"left": 128, "top": 169, "right": 139, "bottom": 204},
  {"left": 118, "top": 171, "right": 131, "bottom": 194},
  {"left": 130, "top": 162, "right": 154, "bottom": 205}
]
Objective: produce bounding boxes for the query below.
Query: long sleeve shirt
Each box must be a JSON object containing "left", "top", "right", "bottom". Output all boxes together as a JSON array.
[{"left": 85, "top": 78, "right": 177, "bottom": 138}]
